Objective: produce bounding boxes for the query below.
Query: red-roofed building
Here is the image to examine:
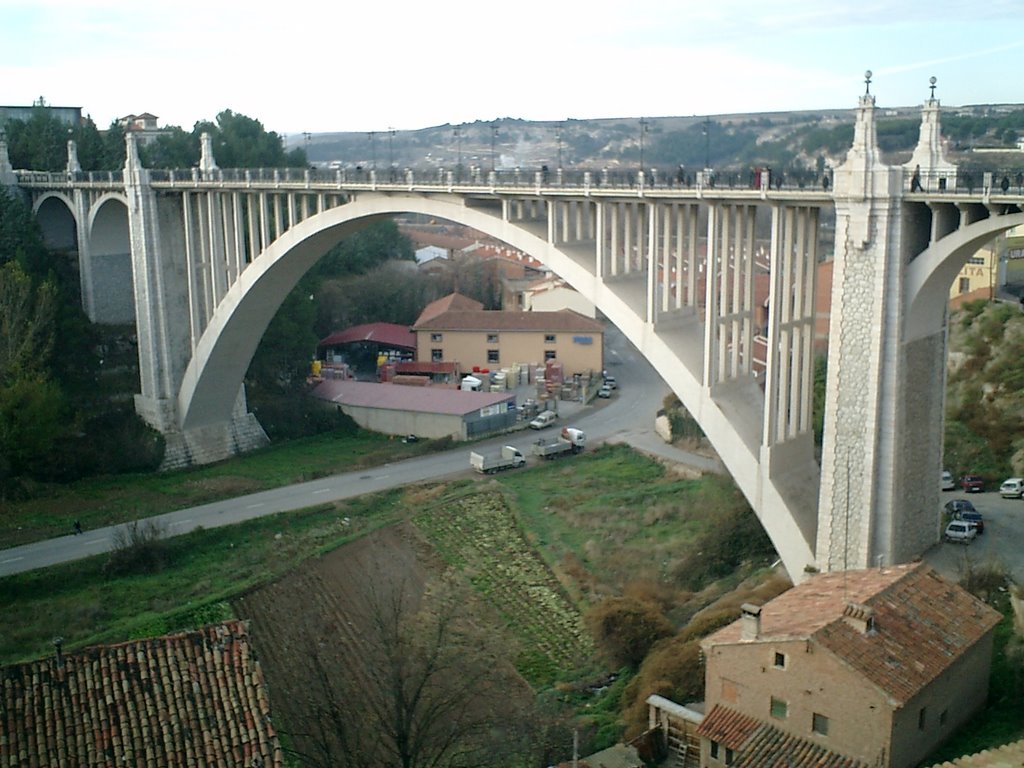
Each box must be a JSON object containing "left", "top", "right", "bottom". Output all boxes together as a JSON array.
[
  {"left": 696, "top": 563, "right": 1001, "bottom": 768},
  {"left": 0, "top": 621, "right": 282, "bottom": 767}
]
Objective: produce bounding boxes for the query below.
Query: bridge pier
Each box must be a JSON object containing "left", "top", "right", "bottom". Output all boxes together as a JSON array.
[
  {"left": 817, "top": 89, "right": 945, "bottom": 571},
  {"left": 124, "top": 133, "right": 269, "bottom": 468}
]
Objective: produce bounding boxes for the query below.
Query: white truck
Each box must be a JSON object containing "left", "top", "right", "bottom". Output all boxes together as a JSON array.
[
  {"left": 531, "top": 427, "right": 586, "bottom": 460},
  {"left": 470, "top": 445, "right": 526, "bottom": 474}
]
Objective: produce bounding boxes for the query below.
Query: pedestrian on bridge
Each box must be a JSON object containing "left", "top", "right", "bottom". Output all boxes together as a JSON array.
[{"left": 911, "top": 165, "right": 923, "bottom": 192}]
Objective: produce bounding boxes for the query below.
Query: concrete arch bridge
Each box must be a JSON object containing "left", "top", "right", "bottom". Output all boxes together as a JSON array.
[{"left": 5, "top": 92, "right": 1023, "bottom": 582}]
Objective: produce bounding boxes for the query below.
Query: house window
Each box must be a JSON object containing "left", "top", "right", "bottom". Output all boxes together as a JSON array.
[
  {"left": 487, "top": 333, "right": 499, "bottom": 343},
  {"left": 773, "top": 651, "right": 786, "bottom": 669},
  {"left": 431, "top": 333, "right": 443, "bottom": 342},
  {"left": 959, "top": 277, "right": 970, "bottom": 294},
  {"left": 545, "top": 334, "right": 556, "bottom": 344},
  {"left": 770, "top": 697, "right": 788, "bottom": 720},
  {"left": 544, "top": 350, "right": 557, "bottom": 361},
  {"left": 431, "top": 349, "right": 443, "bottom": 362},
  {"left": 726, "top": 747, "right": 734, "bottom": 764},
  {"left": 487, "top": 349, "right": 500, "bottom": 364},
  {"left": 812, "top": 712, "right": 829, "bottom": 736},
  {"left": 710, "top": 741, "right": 720, "bottom": 759},
  {"left": 918, "top": 707, "right": 927, "bottom": 730}
]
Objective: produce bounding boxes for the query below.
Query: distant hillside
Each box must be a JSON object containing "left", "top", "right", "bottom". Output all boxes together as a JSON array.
[{"left": 299, "top": 104, "right": 1024, "bottom": 180}]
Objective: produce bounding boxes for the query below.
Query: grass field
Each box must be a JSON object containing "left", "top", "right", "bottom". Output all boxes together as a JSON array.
[{"left": 0, "top": 430, "right": 440, "bottom": 548}]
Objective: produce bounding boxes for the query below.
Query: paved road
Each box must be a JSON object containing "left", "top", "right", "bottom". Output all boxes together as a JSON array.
[{"left": 1, "top": 327, "right": 719, "bottom": 578}]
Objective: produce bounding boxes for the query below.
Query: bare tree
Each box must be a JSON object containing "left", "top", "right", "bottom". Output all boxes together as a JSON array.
[{"left": 283, "top": 564, "right": 533, "bottom": 768}]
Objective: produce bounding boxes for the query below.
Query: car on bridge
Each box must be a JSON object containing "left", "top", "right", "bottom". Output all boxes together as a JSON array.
[{"left": 960, "top": 474, "right": 985, "bottom": 493}]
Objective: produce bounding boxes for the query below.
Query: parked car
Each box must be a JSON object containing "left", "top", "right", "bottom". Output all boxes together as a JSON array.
[
  {"left": 958, "top": 510, "right": 985, "bottom": 534},
  {"left": 528, "top": 410, "right": 557, "bottom": 430},
  {"left": 602, "top": 375, "right": 617, "bottom": 390},
  {"left": 960, "top": 474, "right": 985, "bottom": 493},
  {"left": 944, "top": 520, "right": 977, "bottom": 544},
  {"left": 597, "top": 384, "right": 613, "bottom": 398},
  {"left": 941, "top": 470, "right": 955, "bottom": 491},
  {"left": 944, "top": 499, "right": 977, "bottom": 516},
  {"left": 999, "top": 477, "right": 1024, "bottom": 498}
]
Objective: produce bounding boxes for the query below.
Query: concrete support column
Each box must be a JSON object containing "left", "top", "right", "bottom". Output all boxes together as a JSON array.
[
  {"left": 595, "top": 202, "right": 605, "bottom": 280},
  {"left": 702, "top": 203, "right": 720, "bottom": 387},
  {"left": 646, "top": 202, "right": 657, "bottom": 323}
]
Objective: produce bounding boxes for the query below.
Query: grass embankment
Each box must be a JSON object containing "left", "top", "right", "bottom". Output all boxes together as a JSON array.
[{"left": 1, "top": 431, "right": 441, "bottom": 548}]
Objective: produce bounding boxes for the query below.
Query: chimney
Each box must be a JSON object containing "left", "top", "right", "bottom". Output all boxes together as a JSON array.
[
  {"left": 842, "top": 602, "right": 876, "bottom": 634},
  {"left": 52, "top": 636, "right": 64, "bottom": 668},
  {"left": 740, "top": 603, "right": 762, "bottom": 641}
]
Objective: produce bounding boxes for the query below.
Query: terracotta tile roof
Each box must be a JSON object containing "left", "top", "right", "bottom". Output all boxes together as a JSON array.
[
  {"left": 1, "top": 621, "right": 282, "bottom": 767},
  {"left": 703, "top": 563, "right": 1002, "bottom": 705},
  {"left": 415, "top": 292, "right": 485, "bottom": 324},
  {"left": 413, "top": 308, "right": 604, "bottom": 333},
  {"left": 928, "top": 738, "right": 1024, "bottom": 767},
  {"left": 698, "top": 705, "right": 867, "bottom": 768},
  {"left": 696, "top": 703, "right": 761, "bottom": 749}
]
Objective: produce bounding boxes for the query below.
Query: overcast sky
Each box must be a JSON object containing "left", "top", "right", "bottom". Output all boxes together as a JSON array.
[{"left": 5, "top": 0, "right": 1023, "bottom": 136}]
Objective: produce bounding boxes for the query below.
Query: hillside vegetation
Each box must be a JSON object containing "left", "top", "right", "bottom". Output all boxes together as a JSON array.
[{"left": 945, "top": 300, "right": 1024, "bottom": 481}]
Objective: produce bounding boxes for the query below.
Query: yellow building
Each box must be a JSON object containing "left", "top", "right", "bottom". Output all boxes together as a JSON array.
[
  {"left": 949, "top": 240, "right": 998, "bottom": 307},
  {"left": 412, "top": 294, "right": 604, "bottom": 375}
]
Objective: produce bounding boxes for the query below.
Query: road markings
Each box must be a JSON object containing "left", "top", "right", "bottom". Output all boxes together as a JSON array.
[
  {"left": 246, "top": 503, "right": 265, "bottom": 509},
  {"left": 312, "top": 488, "right": 331, "bottom": 495},
  {"left": 1, "top": 556, "right": 24, "bottom": 564},
  {"left": 169, "top": 519, "right": 193, "bottom": 527},
  {"left": 84, "top": 538, "right": 107, "bottom": 545}
]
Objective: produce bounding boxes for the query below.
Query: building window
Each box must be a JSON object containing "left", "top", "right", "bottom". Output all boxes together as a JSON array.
[
  {"left": 918, "top": 707, "right": 927, "bottom": 730},
  {"left": 544, "top": 350, "right": 557, "bottom": 361},
  {"left": 967, "top": 256, "right": 985, "bottom": 265},
  {"left": 545, "top": 334, "right": 556, "bottom": 344},
  {"left": 431, "top": 348, "right": 443, "bottom": 362},
  {"left": 431, "top": 333, "right": 443, "bottom": 342},
  {"left": 725, "top": 747, "right": 734, "bottom": 765},
  {"left": 487, "top": 349, "right": 500, "bottom": 364},
  {"left": 959, "top": 277, "right": 970, "bottom": 294},
  {"left": 487, "top": 333, "right": 499, "bottom": 343},
  {"left": 812, "top": 712, "right": 829, "bottom": 736},
  {"left": 773, "top": 651, "right": 786, "bottom": 669},
  {"left": 710, "top": 741, "right": 720, "bottom": 759},
  {"left": 770, "top": 697, "right": 788, "bottom": 720}
]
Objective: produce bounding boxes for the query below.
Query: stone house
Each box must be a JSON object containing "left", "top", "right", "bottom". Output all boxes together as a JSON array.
[{"left": 697, "top": 563, "right": 1001, "bottom": 768}]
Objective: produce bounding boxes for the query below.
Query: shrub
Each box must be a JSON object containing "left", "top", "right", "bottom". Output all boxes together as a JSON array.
[
  {"left": 619, "top": 636, "right": 704, "bottom": 740},
  {"left": 103, "top": 519, "right": 170, "bottom": 576},
  {"left": 585, "top": 597, "right": 674, "bottom": 669}
]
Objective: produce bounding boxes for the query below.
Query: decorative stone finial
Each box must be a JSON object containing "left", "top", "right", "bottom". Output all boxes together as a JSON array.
[
  {"left": 928, "top": 76, "right": 937, "bottom": 101},
  {"left": 199, "top": 132, "right": 219, "bottom": 174},
  {"left": 864, "top": 70, "right": 873, "bottom": 95}
]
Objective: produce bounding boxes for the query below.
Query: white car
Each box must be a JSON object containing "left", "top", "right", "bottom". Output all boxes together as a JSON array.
[
  {"left": 1000, "top": 477, "right": 1024, "bottom": 498},
  {"left": 941, "top": 470, "right": 955, "bottom": 491},
  {"left": 944, "top": 521, "right": 977, "bottom": 544}
]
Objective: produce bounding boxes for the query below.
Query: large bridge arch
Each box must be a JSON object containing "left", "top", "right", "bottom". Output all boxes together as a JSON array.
[
  {"left": 905, "top": 211, "right": 1024, "bottom": 342},
  {"left": 31, "top": 192, "right": 77, "bottom": 253},
  {"left": 179, "top": 192, "right": 818, "bottom": 578}
]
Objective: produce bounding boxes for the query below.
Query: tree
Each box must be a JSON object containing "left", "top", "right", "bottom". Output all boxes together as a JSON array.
[
  {"left": 284, "top": 568, "right": 532, "bottom": 768},
  {"left": 195, "top": 109, "right": 301, "bottom": 168}
]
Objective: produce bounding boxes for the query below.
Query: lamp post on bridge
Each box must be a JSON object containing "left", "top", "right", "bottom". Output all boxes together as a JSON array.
[
  {"left": 491, "top": 124, "right": 498, "bottom": 172},
  {"left": 702, "top": 117, "right": 711, "bottom": 170},
  {"left": 556, "top": 122, "right": 564, "bottom": 170},
  {"left": 454, "top": 126, "right": 462, "bottom": 181},
  {"left": 388, "top": 127, "right": 396, "bottom": 178},
  {"left": 303, "top": 132, "right": 311, "bottom": 165},
  {"left": 639, "top": 117, "right": 649, "bottom": 177},
  {"left": 367, "top": 131, "right": 376, "bottom": 172}
]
